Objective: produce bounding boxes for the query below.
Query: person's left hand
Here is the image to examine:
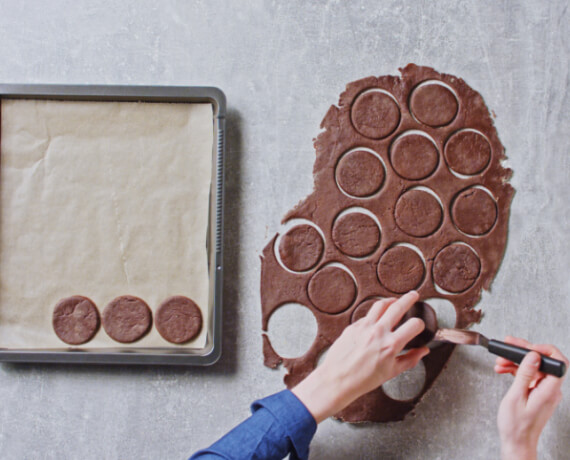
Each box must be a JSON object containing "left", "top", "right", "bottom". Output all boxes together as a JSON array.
[{"left": 292, "top": 291, "right": 429, "bottom": 423}]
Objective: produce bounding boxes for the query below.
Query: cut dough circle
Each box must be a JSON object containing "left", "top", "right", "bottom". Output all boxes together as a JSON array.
[
  {"left": 336, "top": 150, "right": 384, "bottom": 197},
  {"left": 332, "top": 212, "right": 380, "bottom": 257},
  {"left": 445, "top": 130, "right": 491, "bottom": 175},
  {"left": 351, "top": 91, "right": 400, "bottom": 139},
  {"left": 52, "top": 296, "right": 100, "bottom": 345},
  {"left": 433, "top": 244, "right": 481, "bottom": 293},
  {"left": 390, "top": 133, "right": 438, "bottom": 180},
  {"left": 308, "top": 266, "right": 356, "bottom": 314},
  {"left": 377, "top": 246, "right": 425, "bottom": 293},
  {"left": 452, "top": 188, "right": 497, "bottom": 235},
  {"left": 410, "top": 83, "right": 458, "bottom": 127},
  {"left": 395, "top": 189, "right": 443, "bottom": 237},
  {"left": 156, "top": 296, "right": 202, "bottom": 344},
  {"left": 278, "top": 224, "right": 324, "bottom": 272},
  {"left": 102, "top": 295, "right": 152, "bottom": 343}
]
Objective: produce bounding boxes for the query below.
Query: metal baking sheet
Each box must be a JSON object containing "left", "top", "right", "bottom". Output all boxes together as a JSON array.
[{"left": 0, "top": 84, "right": 225, "bottom": 365}]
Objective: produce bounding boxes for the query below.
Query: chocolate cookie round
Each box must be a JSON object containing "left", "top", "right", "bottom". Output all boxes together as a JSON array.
[
  {"left": 102, "top": 295, "right": 152, "bottom": 343},
  {"left": 279, "top": 224, "right": 324, "bottom": 272},
  {"left": 452, "top": 188, "right": 497, "bottom": 235},
  {"left": 394, "top": 189, "right": 443, "bottom": 237},
  {"left": 332, "top": 212, "right": 380, "bottom": 257},
  {"left": 377, "top": 246, "right": 425, "bottom": 293},
  {"left": 351, "top": 91, "right": 400, "bottom": 139},
  {"left": 156, "top": 296, "right": 203, "bottom": 344},
  {"left": 433, "top": 244, "right": 481, "bottom": 293},
  {"left": 410, "top": 83, "right": 458, "bottom": 127},
  {"left": 390, "top": 134, "right": 438, "bottom": 180},
  {"left": 336, "top": 150, "right": 384, "bottom": 197},
  {"left": 308, "top": 266, "right": 356, "bottom": 314},
  {"left": 396, "top": 301, "right": 438, "bottom": 349},
  {"left": 445, "top": 130, "right": 491, "bottom": 175},
  {"left": 52, "top": 296, "right": 100, "bottom": 345}
]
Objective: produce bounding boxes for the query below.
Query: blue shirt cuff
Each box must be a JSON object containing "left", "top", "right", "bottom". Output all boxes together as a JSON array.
[{"left": 251, "top": 389, "right": 317, "bottom": 460}]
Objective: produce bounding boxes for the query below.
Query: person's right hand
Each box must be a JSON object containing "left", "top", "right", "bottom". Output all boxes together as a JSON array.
[
  {"left": 495, "top": 336, "right": 568, "bottom": 460},
  {"left": 292, "top": 291, "right": 429, "bottom": 423}
]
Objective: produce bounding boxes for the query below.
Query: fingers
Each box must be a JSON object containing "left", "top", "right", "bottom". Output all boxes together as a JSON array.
[
  {"left": 395, "top": 347, "right": 430, "bottom": 374},
  {"left": 510, "top": 351, "right": 541, "bottom": 398},
  {"left": 365, "top": 298, "right": 396, "bottom": 324},
  {"left": 392, "top": 317, "right": 425, "bottom": 349},
  {"left": 378, "top": 291, "right": 419, "bottom": 329}
]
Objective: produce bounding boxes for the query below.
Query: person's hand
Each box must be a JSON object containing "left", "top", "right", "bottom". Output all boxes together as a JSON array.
[
  {"left": 292, "top": 291, "right": 429, "bottom": 423},
  {"left": 495, "top": 336, "right": 567, "bottom": 460}
]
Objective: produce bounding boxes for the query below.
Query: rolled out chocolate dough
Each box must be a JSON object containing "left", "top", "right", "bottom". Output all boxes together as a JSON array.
[{"left": 260, "top": 64, "right": 513, "bottom": 423}]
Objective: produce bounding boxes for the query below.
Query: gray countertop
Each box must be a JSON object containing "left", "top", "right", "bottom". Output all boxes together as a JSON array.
[{"left": 0, "top": 1, "right": 568, "bottom": 459}]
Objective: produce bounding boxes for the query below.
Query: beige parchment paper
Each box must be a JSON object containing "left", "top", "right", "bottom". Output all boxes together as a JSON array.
[{"left": 0, "top": 99, "right": 213, "bottom": 349}]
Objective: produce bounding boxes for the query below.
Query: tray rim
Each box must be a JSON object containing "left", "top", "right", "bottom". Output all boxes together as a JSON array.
[{"left": 0, "top": 84, "right": 226, "bottom": 366}]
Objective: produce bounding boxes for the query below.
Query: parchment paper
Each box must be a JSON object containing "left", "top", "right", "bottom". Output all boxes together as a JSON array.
[{"left": 0, "top": 99, "right": 213, "bottom": 349}]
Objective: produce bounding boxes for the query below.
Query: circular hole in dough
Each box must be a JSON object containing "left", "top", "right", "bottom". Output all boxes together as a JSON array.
[
  {"left": 451, "top": 186, "right": 498, "bottom": 236},
  {"left": 394, "top": 188, "right": 443, "bottom": 237},
  {"left": 278, "top": 224, "right": 324, "bottom": 272},
  {"left": 383, "top": 359, "right": 426, "bottom": 401},
  {"left": 432, "top": 243, "right": 481, "bottom": 293},
  {"left": 351, "top": 90, "right": 401, "bottom": 139},
  {"left": 377, "top": 245, "right": 425, "bottom": 294},
  {"left": 332, "top": 211, "right": 380, "bottom": 258},
  {"left": 308, "top": 265, "right": 357, "bottom": 314},
  {"left": 444, "top": 129, "right": 491, "bottom": 176},
  {"left": 390, "top": 131, "right": 439, "bottom": 180},
  {"left": 410, "top": 81, "right": 458, "bottom": 127},
  {"left": 266, "top": 302, "right": 318, "bottom": 359},
  {"left": 52, "top": 295, "right": 100, "bottom": 345},
  {"left": 423, "top": 297, "right": 458, "bottom": 329},
  {"left": 335, "top": 149, "right": 385, "bottom": 197}
]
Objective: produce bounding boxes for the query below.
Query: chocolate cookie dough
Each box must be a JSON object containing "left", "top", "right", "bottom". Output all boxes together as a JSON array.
[
  {"left": 433, "top": 244, "right": 481, "bottom": 293},
  {"left": 351, "top": 91, "right": 400, "bottom": 139},
  {"left": 452, "top": 187, "right": 497, "bottom": 235},
  {"left": 410, "top": 83, "right": 458, "bottom": 127},
  {"left": 102, "top": 295, "right": 152, "bottom": 343},
  {"left": 377, "top": 246, "right": 424, "bottom": 293},
  {"left": 52, "top": 296, "right": 100, "bottom": 345},
  {"left": 308, "top": 266, "right": 356, "bottom": 314},
  {"left": 445, "top": 130, "right": 491, "bottom": 175},
  {"left": 279, "top": 225, "right": 324, "bottom": 271},
  {"left": 260, "top": 65, "right": 514, "bottom": 423},
  {"left": 390, "top": 134, "right": 438, "bottom": 180},
  {"left": 336, "top": 150, "right": 385, "bottom": 197},
  {"left": 156, "top": 296, "right": 202, "bottom": 344},
  {"left": 394, "top": 189, "right": 442, "bottom": 237},
  {"left": 332, "top": 212, "right": 380, "bottom": 257}
]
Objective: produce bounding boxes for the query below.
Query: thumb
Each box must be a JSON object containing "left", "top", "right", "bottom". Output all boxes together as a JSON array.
[{"left": 510, "top": 351, "right": 541, "bottom": 398}]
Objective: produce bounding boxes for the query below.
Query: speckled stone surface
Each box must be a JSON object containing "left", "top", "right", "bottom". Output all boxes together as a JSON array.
[{"left": 0, "top": 1, "right": 568, "bottom": 459}]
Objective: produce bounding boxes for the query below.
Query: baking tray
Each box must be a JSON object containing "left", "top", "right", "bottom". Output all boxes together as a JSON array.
[{"left": 0, "top": 84, "right": 225, "bottom": 365}]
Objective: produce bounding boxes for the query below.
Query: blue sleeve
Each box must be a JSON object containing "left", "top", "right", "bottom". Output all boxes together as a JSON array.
[{"left": 190, "top": 389, "right": 317, "bottom": 460}]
